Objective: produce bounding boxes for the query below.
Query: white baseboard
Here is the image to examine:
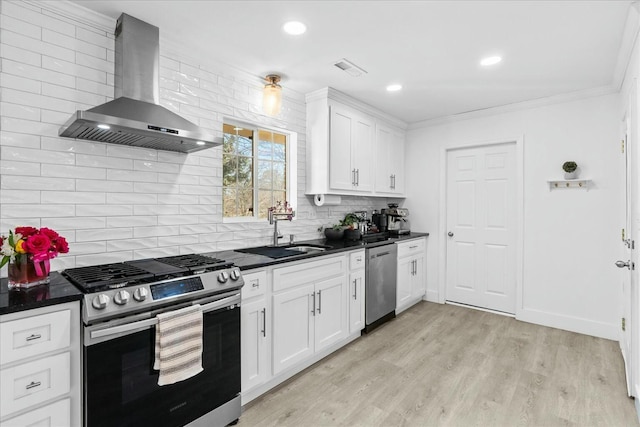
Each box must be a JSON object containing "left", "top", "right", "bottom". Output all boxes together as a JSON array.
[
  {"left": 424, "top": 289, "right": 439, "bottom": 303},
  {"left": 635, "top": 394, "right": 640, "bottom": 424},
  {"left": 517, "top": 307, "right": 618, "bottom": 340}
]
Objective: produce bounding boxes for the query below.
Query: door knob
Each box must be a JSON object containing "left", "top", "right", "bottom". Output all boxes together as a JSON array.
[
  {"left": 448, "top": 231, "right": 454, "bottom": 237},
  {"left": 615, "top": 260, "right": 632, "bottom": 269}
]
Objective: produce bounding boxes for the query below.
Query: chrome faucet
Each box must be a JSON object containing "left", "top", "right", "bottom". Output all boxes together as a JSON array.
[{"left": 268, "top": 210, "right": 295, "bottom": 246}]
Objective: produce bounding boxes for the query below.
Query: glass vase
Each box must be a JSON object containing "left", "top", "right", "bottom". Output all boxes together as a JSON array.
[{"left": 7, "top": 256, "right": 50, "bottom": 289}]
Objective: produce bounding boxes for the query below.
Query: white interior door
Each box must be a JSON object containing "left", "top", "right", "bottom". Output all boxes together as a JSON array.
[
  {"left": 445, "top": 143, "right": 517, "bottom": 314},
  {"left": 618, "top": 83, "right": 637, "bottom": 397}
]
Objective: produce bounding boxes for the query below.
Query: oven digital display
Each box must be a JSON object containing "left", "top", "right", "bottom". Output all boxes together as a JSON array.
[{"left": 150, "top": 277, "right": 204, "bottom": 300}]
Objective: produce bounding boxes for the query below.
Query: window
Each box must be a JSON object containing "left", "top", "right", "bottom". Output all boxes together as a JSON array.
[{"left": 222, "top": 122, "right": 295, "bottom": 220}]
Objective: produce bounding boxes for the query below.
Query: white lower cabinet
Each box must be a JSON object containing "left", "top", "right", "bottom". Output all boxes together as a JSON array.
[
  {"left": 241, "top": 252, "right": 362, "bottom": 405},
  {"left": 396, "top": 238, "right": 427, "bottom": 314},
  {"left": 0, "top": 302, "right": 81, "bottom": 426},
  {"left": 241, "top": 270, "right": 270, "bottom": 402}
]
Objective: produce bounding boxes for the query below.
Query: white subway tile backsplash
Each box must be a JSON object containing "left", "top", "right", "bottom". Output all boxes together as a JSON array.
[
  {"left": 134, "top": 226, "right": 180, "bottom": 238},
  {"left": 0, "top": 189, "right": 40, "bottom": 204},
  {"left": 106, "top": 237, "right": 158, "bottom": 252},
  {"left": 42, "top": 191, "right": 105, "bottom": 204},
  {"left": 76, "top": 228, "right": 133, "bottom": 242},
  {"left": 2, "top": 204, "right": 75, "bottom": 218},
  {"left": 76, "top": 205, "right": 133, "bottom": 217},
  {"left": 77, "top": 154, "right": 133, "bottom": 169},
  {"left": 1, "top": 102, "right": 40, "bottom": 121},
  {"left": 2, "top": 146, "right": 75, "bottom": 165},
  {"left": 107, "top": 193, "right": 158, "bottom": 205},
  {"left": 42, "top": 217, "right": 106, "bottom": 230},
  {"left": 0, "top": 2, "right": 319, "bottom": 270},
  {"left": 2, "top": 175, "right": 74, "bottom": 191},
  {"left": 41, "top": 164, "right": 106, "bottom": 179},
  {"left": 76, "top": 179, "right": 133, "bottom": 192},
  {"left": 106, "top": 216, "right": 157, "bottom": 228},
  {"left": 0, "top": 160, "right": 41, "bottom": 176}
]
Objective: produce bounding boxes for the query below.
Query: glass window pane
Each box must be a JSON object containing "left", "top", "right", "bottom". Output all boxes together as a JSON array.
[
  {"left": 237, "top": 188, "right": 254, "bottom": 217},
  {"left": 257, "top": 161, "right": 272, "bottom": 190},
  {"left": 273, "top": 140, "right": 286, "bottom": 162},
  {"left": 223, "top": 156, "right": 237, "bottom": 187},
  {"left": 237, "top": 157, "right": 253, "bottom": 187},
  {"left": 237, "top": 136, "right": 253, "bottom": 156},
  {"left": 223, "top": 188, "right": 237, "bottom": 217},
  {"left": 272, "top": 162, "right": 285, "bottom": 190},
  {"left": 258, "top": 191, "right": 273, "bottom": 219},
  {"left": 273, "top": 191, "right": 286, "bottom": 207},
  {"left": 258, "top": 140, "right": 273, "bottom": 160},
  {"left": 223, "top": 134, "right": 237, "bottom": 156}
]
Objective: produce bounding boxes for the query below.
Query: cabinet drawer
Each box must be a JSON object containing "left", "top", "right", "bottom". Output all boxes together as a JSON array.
[
  {"left": 241, "top": 270, "right": 268, "bottom": 300},
  {"left": 397, "top": 238, "right": 426, "bottom": 258},
  {"left": 349, "top": 250, "right": 365, "bottom": 270},
  {"left": 1, "top": 397, "right": 70, "bottom": 427},
  {"left": 0, "top": 310, "right": 71, "bottom": 365},
  {"left": 273, "top": 255, "right": 346, "bottom": 292},
  {"left": 0, "top": 352, "right": 70, "bottom": 417}
]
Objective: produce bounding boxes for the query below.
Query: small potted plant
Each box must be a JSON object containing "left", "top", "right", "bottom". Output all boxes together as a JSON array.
[
  {"left": 342, "top": 213, "right": 361, "bottom": 241},
  {"left": 563, "top": 161, "right": 578, "bottom": 179},
  {"left": 324, "top": 223, "right": 345, "bottom": 240}
]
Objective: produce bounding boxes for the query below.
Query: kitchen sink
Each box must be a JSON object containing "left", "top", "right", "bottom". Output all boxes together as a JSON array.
[{"left": 236, "top": 243, "right": 331, "bottom": 259}]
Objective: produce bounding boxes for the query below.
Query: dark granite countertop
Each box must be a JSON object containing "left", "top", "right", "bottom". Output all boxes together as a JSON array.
[
  {"left": 0, "top": 272, "right": 84, "bottom": 316},
  {"left": 205, "top": 232, "right": 429, "bottom": 271}
]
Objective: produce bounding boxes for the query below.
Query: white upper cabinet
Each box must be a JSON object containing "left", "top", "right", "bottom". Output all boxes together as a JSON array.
[
  {"left": 306, "top": 87, "right": 407, "bottom": 197},
  {"left": 374, "top": 124, "right": 405, "bottom": 196}
]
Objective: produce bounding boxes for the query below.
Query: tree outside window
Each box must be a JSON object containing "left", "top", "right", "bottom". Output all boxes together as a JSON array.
[{"left": 223, "top": 123, "right": 288, "bottom": 219}]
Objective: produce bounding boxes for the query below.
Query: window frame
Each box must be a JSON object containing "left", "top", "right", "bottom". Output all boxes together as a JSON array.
[{"left": 222, "top": 119, "right": 297, "bottom": 223}]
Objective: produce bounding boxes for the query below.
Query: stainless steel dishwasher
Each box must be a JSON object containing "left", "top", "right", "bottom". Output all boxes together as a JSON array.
[{"left": 364, "top": 242, "right": 397, "bottom": 333}]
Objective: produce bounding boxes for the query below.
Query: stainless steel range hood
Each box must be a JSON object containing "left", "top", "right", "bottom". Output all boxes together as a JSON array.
[{"left": 59, "top": 14, "right": 221, "bottom": 153}]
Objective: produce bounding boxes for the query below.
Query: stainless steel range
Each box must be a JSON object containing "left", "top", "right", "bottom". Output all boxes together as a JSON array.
[{"left": 63, "top": 254, "right": 243, "bottom": 427}]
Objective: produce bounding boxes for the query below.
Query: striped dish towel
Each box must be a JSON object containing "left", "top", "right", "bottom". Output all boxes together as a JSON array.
[{"left": 153, "top": 304, "right": 204, "bottom": 386}]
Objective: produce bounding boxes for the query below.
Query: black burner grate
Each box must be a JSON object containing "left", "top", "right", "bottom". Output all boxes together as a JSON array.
[
  {"left": 156, "top": 254, "right": 231, "bottom": 271},
  {"left": 62, "top": 263, "right": 154, "bottom": 292}
]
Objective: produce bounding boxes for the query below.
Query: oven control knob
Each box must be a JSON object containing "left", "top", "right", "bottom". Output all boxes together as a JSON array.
[
  {"left": 92, "top": 294, "right": 110, "bottom": 310},
  {"left": 133, "top": 288, "right": 148, "bottom": 302},
  {"left": 114, "top": 290, "right": 130, "bottom": 306},
  {"left": 230, "top": 269, "right": 241, "bottom": 281},
  {"left": 217, "top": 271, "right": 229, "bottom": 283}
]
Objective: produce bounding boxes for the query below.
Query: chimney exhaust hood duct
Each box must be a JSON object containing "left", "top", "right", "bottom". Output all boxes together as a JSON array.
[{"left": 59, "top": 13, "right": 221, "bottom": 153}]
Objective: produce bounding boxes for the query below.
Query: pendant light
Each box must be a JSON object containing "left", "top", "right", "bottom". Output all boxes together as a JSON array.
[{"left": 263, "top": 75, "right": 282, "bottom": 116}]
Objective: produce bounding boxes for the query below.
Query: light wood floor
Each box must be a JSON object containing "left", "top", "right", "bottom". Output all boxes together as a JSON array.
[{"left": 239, "top": 301, "right": 639, "bottom": 427}]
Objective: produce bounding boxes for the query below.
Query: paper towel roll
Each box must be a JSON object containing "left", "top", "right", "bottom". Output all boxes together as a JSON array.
[{"left": 314, "top": 194, "right": 342, "bottom": 206}]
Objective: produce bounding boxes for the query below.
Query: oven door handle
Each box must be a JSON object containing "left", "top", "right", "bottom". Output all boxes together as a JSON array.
[{"left": 90, "top": 294, "right": 240, "bottom": 340}]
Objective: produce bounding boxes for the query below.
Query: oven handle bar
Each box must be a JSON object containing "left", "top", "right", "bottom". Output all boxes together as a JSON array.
[{"left": 90, "top": 294, "right": 240, "bottom": 340}]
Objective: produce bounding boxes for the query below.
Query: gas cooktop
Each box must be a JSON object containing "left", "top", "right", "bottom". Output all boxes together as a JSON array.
[{"left": 63, "top": 254, "right": 232, "bottom": 294}]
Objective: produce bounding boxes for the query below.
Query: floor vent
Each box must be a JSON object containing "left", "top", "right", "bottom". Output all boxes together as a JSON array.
[{"left": 333, "top": 58, "right": 368, "bottom": 77}]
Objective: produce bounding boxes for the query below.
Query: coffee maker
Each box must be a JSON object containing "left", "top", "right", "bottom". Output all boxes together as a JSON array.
[{"left": 384, "top": 204, "right": 410, "bottom": 236}]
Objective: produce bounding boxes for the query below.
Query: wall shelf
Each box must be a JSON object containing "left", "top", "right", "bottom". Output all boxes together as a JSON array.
[{"left": 547, "top": 179, "right": 591, "bottom": 191}]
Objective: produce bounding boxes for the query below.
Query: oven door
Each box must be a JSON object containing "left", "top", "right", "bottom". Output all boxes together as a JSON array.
[{"left": 84, "top": 294, "right": 240, "bottom": 427}]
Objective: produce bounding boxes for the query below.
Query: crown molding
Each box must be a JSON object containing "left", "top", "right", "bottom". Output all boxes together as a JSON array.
[
  {"left": 28, "top": 0, "right": 115, "bottom": 33},
  {"left": 306, "top": 87, "right": 408, "bottom": 130},
  {"left": 408, "top": 85, "right": 617, "bottom": 131}
]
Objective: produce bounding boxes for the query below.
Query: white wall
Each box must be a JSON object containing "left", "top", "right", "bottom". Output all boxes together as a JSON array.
[
  {"left": 405, "top": 92, "right": 623, "bottom": 339},
  {"left": 0, "top": 1, "right": 390, "bottom": 274}
]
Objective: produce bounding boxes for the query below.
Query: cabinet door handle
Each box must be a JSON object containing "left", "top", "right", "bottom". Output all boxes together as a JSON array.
[
  {"left": 353, "top": 279, "right": 357, "bottom": 300},
  {"left": 261, "top": 308, "right": 266, "bottom": 337},
  {"left": 311, "top": 293, "right": 316, "bottom": 316},
  {"left": 356, "top": 169, "right": 359, "bottom": 186},
  {"left": 317, "top": 290, "right": 322, "bottom": 314},
  {"left": 352, "top": 169, "right": 356, "bottom": 186},
  {"left": 26, "top": 333, "right": 42, "bottom": 342},
  {"left": 252, "top": 280, "right": 260, "bottom": 288},
  {"left": 26, "top": 381, "right": 41, "bottom": 390},
  {"left": 393, "top": 174, "right": 396, "bottom": 189}
]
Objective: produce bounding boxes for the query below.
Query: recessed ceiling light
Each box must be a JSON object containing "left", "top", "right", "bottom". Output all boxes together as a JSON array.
[
  {"left": 480, "top": 56, "right": 502, "bottom": 67},
  {"left": 386, "top": 84, "right": 402, "bottom": 92},
  {"left": 196, "top": 141, "right": 206, "bottom": 146},
  {"left": 97, "top": 124, "right": 110, "bottom": 130},
  {"left": 283, "top": 21, "right": 306, "bottom": 35}
]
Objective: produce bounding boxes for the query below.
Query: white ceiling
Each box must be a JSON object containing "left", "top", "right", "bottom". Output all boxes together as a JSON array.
[{"left": 69, "top": 0, "right": 632, "bottom": 124}]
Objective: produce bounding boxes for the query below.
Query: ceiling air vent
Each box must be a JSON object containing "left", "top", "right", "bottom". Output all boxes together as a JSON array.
[{"left": 333, "top": 58, "right": 368, "bottom": 77}]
